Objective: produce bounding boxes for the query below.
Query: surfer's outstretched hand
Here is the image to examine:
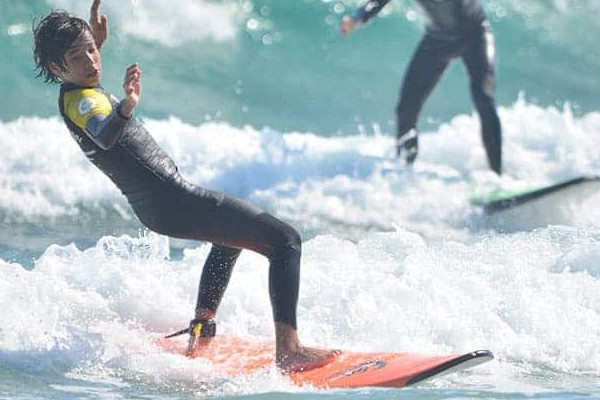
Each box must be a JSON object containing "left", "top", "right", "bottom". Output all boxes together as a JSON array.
[
  {"left": 119, "top": 63, "right": 142, "bottom": 118},
  {"left": 90, "top": 0, "right": 108, "bottom": 49}
]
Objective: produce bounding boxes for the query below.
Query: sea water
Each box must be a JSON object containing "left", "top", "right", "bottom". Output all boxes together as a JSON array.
[{"left": 1, "top": 1, "right": 599, "bottom": 399}]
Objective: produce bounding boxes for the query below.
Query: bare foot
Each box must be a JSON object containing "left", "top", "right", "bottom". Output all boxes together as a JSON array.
[
  {"left": 274, "top": 322, "right": 340, "bottom": 373},
  {"left": 276, "top": 345, "right": 340, "bottom": 373}
]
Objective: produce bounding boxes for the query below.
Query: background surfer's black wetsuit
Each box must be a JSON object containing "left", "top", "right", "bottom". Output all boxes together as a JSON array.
[
  {"left": 59, "top": 83, "right": 300, "bottom": 328},
  {"left": 355, "top": 0, "right": 502, "bottom": 174}
]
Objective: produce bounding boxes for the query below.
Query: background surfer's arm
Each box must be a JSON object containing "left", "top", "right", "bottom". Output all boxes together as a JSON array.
[{"left": 355, "top": 0, "right": 392, "bottom": 24}]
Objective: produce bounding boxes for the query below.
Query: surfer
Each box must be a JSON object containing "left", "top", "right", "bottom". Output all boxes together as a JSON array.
[
  {"left": 341, "top": 0, "right": 502, "bottom": 175},
  {"left": 33, "top": 0, "right": 338, "bottom": 373}
]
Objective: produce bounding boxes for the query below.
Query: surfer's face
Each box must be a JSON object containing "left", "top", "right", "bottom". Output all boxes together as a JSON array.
[{"left": 51, "top": 30, "right": 102, "bottom": 87}]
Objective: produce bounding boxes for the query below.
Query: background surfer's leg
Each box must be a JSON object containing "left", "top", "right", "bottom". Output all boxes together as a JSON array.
[
  {"left": 462, "top": 24, "right": 502, "bottom": 175},
  {"left": 396, "top": 36, "right": 449, "bottom": 161}
]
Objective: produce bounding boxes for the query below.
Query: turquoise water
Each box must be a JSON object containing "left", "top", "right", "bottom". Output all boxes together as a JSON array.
[
  {"left": 3, "top": 0, "right": 600, "bottom": 133},
  {"left": 1, "top": 1, "right": 600, "bottom": 399}
]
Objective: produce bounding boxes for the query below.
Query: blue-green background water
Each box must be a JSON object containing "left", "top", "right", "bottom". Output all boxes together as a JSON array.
[
  {"left": 1, "top": 1, "right": 600, "bottom": 399},
  {"left": 3, "top": 0, "right": 600, "bottom": 134}
]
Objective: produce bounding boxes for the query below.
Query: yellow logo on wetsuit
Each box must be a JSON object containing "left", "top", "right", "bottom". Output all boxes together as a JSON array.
[{"left": 63, "top": 88, "right": 113, "bottom": 132}]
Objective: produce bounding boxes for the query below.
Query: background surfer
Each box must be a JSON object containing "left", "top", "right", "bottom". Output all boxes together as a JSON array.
[
  {"left": 32, "top": 0, "right": 338, "bottom": 373},
  {"left": 342, "top": 0, "right": 503, "bottom": 175}
]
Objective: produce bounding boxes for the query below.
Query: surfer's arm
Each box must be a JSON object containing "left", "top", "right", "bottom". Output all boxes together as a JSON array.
[
  {"left": 90, "top": 0, "right": 108, "bottom": 50},
  {"left": 63, "top": 88, "right": 129, "bottom": 150},
  {"left": 341, "top": 0, "right": 391, "bottom": 35},
  {"left": 66, "top": 64, "right": 141, "bottom": 149}
]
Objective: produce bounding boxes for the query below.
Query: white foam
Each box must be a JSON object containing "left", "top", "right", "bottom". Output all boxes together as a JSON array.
[
  {"left": 0, "top": 229, "right": 598, "bottom": 391},
  {"left": 0, "top": 117, "right": 114, "bottom": 218},
  {"left": 3, "top": 98, "right": 600, "bottom": 236}
]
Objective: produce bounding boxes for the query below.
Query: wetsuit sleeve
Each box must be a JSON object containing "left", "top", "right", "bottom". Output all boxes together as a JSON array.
[
  {"left": 354, "top": 0, "right": 392, "bottom": 24},
  {"left": 62, "top": 88, "right": 130, "bottom": 150}
]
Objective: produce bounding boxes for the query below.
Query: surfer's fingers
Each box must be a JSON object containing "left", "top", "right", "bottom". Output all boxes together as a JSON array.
[{"left": 90, "top": 0, "right": 101, "bottom": 22}]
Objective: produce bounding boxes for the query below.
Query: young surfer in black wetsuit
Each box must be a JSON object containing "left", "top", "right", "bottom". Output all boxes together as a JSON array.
[
  {"left": 342, "top": 0, "right": 502, "bottom": 175},
  {"left": 32, "top": 0, "right": 338, "bottom": 373}
]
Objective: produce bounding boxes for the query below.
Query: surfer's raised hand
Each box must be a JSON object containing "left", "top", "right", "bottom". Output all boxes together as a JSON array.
[
  {"left": 119, "top": 63, "right": 142, "bottom": 118},
  {"left": 90, "top": 0, "right": 108, "bottom": 49},
  {"left": 341, "top": 15, "right": 361, "bottom": 36}
]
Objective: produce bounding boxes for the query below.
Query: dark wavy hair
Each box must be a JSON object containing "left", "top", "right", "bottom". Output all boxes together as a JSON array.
[{"left": 33, "top": 12, "right": 91, "bottom": 83}]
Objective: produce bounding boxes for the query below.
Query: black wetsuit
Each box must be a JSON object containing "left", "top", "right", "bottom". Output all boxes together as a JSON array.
[
  {"left": 58, "top": 83, "right": 300, "bottom": 328},
  {"left": 355, "top": 0, "right": 502, "bottom": 174}
]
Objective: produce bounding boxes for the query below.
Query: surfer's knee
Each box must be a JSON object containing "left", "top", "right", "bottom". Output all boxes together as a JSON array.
[
  {"left": 257, "top": 213, "right": 302, "bottom": 261},
  {"left": 273, "top": 224, "right": 302, "bottom": 261}
]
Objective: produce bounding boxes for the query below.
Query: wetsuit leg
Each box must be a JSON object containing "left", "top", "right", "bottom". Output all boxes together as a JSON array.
[
  {"left": 140, "top": 187, "right": 302, "bottom": 328},
  {"left": 200, "top": 205, "right": 302, "bottom": 328},
  {"left": 194, "top": 244, "right": 241, "bottom": 316},
  {"left": 197, "top": 212, "right": 301, "bottom": 328},
  {"left": 461, "top": 22, "right": 502, "bottom": 175},
  {"left": 396, "top": 35, "right": 451, "bottom": 162}
]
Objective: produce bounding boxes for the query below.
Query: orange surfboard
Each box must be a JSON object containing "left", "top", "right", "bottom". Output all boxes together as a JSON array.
[{"left": 158, "top": 335, "right": 493, "bottom": 388}]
